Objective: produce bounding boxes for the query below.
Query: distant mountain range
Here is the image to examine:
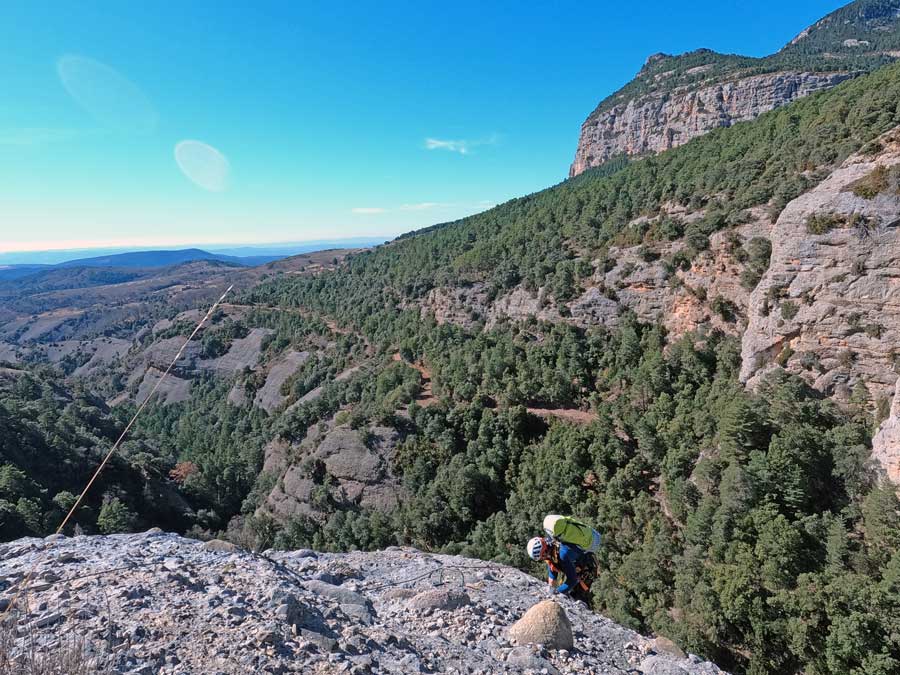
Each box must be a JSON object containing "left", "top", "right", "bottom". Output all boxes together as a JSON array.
[{"left": 0, "top": 239, "right": 387, "bottom": 280}]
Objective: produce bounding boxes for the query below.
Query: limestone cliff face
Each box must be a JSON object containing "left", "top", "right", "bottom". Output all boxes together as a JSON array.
[
  {"left": 873, "top": 378, "right": 900, "bottom": 485},
  {"left": 735, "top": 134, "right": 900, "bottom": 484},
  {"left": 739, "top": 136, "right": 900, "bottom": 403},
  {"left": 570, "top": 71, "right": 853, "bottom": 176},
  {"left": 258, "top": 413, "right": 404, "bottom": 524}
]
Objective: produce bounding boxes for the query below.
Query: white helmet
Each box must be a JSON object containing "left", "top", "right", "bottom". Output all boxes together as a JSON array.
[{"left": 527, "top": 536, "right": 546, "bottom": 561}]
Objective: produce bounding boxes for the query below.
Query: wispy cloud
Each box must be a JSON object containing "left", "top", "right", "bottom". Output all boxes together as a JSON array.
[
  {"left": 424, "top": 138, "right": 471, "bottom": 154},
  {"left": 351, "top": 207, "right": 388, "bottom": 214},
  {"left": 423, "top": 133, "right": 500, "bottom": 155},
  {"left": 0, "top": 127, "right": 82, "bottom": 146}
]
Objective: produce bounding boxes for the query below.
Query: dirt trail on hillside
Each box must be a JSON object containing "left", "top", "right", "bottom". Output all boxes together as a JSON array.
[
  {"left": 526, "top": 407, "right": 598, "bottom": 424},
  {"left": 392, "top": 353, "right": 436, "bottom": 407}
]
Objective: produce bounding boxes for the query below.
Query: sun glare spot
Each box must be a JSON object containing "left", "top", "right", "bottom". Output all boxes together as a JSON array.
[
  {"left": 57, "top": 54, "right": 158, "bottom": 133},
  {"left": 174, "top": 140, "right": 231, "bottom": 192}
]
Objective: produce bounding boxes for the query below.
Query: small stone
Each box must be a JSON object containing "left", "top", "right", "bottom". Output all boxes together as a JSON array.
[
  {"left": 638, "top": 655, "right": 690, "bottom": 675},
  {"left": 407, "top": 588, "right": 470, "bottom": 611},
  {"left": 256, "top": 626, "right": 281, "bottom": 644},
  {"left": 506, "top": 645, "right": 561, "bottom": 675},
  {"left": 31, "top": 612, "right": 63, "bottom": 628},
  {"left": 303, "top": 580, "right": 369, "bottom": 607},
  {"left": 301, "top": 628, "right": 338, "bottom": 652},
  {"left": 381, "top": 588, "right": 416, "bottom": 601},
  {"left": 203, "top": 539, "right": 239, "bottom": 553},
  {"left": 650, "top": 636, "right": 686, "bottom": 659},
  {"left": 341, "top": 603, "right": 374, "bottom": 625}
]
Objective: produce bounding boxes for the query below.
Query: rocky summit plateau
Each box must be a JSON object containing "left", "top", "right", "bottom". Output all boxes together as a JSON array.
[{"left": 0, "top": 532, "right": 725, "bottom": 674}]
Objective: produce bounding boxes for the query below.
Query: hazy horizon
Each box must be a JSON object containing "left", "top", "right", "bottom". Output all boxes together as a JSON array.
[{"left": 0, "top": 236, "right": 389, "bottom": 266}]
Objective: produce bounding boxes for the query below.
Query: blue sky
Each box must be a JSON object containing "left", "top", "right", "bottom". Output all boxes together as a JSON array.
[{"left": 0, "top": 1, "right": 846, "bottom": 253}]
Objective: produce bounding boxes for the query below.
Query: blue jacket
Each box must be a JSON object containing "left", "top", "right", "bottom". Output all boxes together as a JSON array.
[{"left": 546, "top": 542, "right": 584, "bottom": 595}]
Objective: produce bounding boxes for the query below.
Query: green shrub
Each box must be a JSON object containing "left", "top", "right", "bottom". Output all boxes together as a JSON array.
[
  {"left": 775, "top": 345, "right": 795, "bottom": 366},
  {"left": 847, "top": 164, "right": 889, "bottom": 198},
  {"left": 740, "top": 237, "right": 772, "bottom": 290},
  {"left": 781, "top": 301, "right": 799, "bottom": 320},
  {"left": 97, "top": 497, "right": 137, "bottom": 534},
  {"left": 710, "top": 296, "right": 738, "bottom": 322},
  {"left": 806, "top": 212, "right": 845, "bottom": 234}
]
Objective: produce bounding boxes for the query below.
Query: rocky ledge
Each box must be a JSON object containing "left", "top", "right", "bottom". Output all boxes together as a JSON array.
[{"left": 0, "top": 532, "right": 726, "bottom": 674}]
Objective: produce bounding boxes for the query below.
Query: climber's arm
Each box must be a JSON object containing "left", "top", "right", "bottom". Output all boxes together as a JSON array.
[
  {"left": 546, "top": 561, "right": 558, "bottom": 586},
  {"left": 554, "top": 549, "right": 580, "bottom": 595}
]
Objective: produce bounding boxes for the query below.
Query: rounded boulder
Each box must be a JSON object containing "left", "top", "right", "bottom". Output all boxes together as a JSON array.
[{"left": 508, "top": 599, "right": 573, "bottom": 650}]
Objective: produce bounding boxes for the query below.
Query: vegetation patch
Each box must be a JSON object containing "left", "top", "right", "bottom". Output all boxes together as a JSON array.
[
  {"left": 739, "top": 236, "right": 772, "bottom": 290},
  {"left": 780, "top": 301, "right": 799, "bottom": 320},
  {"left": 710, "top": 295, "right": 739, "bottom": 322},
  {"left": 806, "top": 211, "right": 847, "bottom": 234},
  {"left": 847, "top": 164, "right": 890, "bottom": 198}
]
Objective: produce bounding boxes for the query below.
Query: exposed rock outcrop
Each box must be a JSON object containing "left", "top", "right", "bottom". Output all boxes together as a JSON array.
[
  {"left": 570, "top": 71, "right": 852, "bottom": 176},
  {"left": 259, "top": 417, "right": 404, "bottom": 524},
  {"left": 570, "top": 0, "right": 900, "bottom": 177},
  {"left": 419, "top": 206, "right": 770, "bottom": 343},
  {"left": 740, "top": 133, "right": 900, "bottom": 410},
  {"left": 873, "top": 376, "right": 900, "bottom": 486},
  {"left": 0, "top": 532, "right": 727, "bottom": 674},
  {"left": 254, "top": 349, "right": 311, "bottom": 412}
]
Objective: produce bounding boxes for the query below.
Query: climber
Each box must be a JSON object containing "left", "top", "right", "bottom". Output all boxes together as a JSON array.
[{"left": 527, "top": 515, "right": 601, "bottom": 604}]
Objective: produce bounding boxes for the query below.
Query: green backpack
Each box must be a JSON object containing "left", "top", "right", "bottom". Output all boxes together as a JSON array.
[{"left": 543, "top": 514, "right": 601, "bottom": 553}]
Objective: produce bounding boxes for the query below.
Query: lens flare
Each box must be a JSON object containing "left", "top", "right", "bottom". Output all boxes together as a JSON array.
[
  {"left": 174, "top": 140, "right": 231, "bottom": 192},
  {"left": 57, "top": 54, "right": 158, "bottom": 133}
]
